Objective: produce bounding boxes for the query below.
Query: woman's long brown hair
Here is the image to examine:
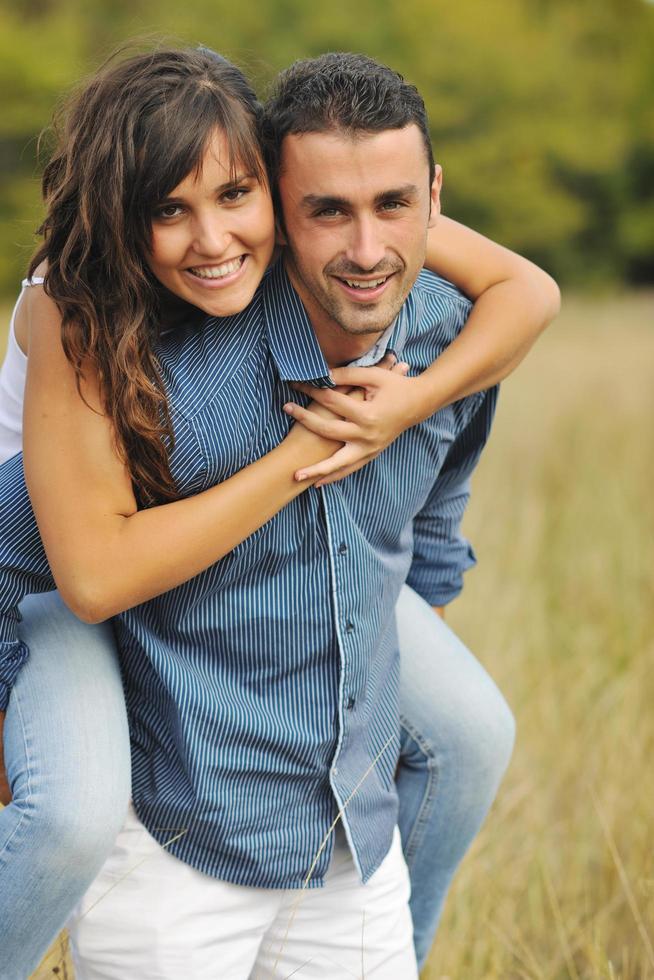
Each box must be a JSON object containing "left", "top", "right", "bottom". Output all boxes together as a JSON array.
[{"left": 28, "top": 47, "right": 265, "bottom": 506}]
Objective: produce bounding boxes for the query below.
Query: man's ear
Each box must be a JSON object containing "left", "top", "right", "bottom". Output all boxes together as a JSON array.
[{"left": 427, "top": 164, "right": 443, "bottom": 228}]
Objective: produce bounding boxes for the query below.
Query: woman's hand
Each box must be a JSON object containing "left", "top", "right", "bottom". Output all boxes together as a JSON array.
[
  {"left": 282, "top": 355, "right": 411, "bottom": 485},
  {"left": 281, "top": 397, "right": 346, "bottom": 474}
]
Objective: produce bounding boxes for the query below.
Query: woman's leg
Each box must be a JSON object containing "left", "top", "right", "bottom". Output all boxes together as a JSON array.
[
  {"left": 0, "top": 592, "right": 131, "bottom": 980},
  {"left": 395, "top": 584, "right": 516, "bottom": 967}
]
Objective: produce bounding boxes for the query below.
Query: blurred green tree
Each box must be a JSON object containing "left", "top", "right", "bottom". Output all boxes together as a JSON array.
[{"left": 0, "top": 0, "right": 651, "bottom": 298}]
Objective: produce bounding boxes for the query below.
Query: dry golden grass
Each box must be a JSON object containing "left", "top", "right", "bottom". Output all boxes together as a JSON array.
[
  {"left": 426, "top": 291, "right": 654, "bottom": 980},
  {"left": 16, "top": 291, "right": 654, "bottom": 979}
]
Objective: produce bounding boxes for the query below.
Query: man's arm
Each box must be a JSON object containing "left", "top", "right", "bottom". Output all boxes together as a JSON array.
[{"left": 406, "top": 388, "right": 498, "bottom": 610}]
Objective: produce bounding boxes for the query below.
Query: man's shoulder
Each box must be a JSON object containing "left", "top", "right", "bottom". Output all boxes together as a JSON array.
[
  {"left": 401, "top": 270, "right": 472, "bottom": 347},
  {"left": 411, "top": 269, "right": 471, "bottom": 315}
]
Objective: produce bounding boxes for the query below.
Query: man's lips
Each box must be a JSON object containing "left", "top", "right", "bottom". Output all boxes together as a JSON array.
[{"left": 332, "top": 272, "right": 397, "bottom": 301}]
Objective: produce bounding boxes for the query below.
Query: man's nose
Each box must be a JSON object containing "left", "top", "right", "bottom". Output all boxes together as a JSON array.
[{"left": 345, "top": 217, "right": 386, "bottom": 271}]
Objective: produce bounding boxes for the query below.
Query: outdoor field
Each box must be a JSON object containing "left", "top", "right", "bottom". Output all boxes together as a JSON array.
[{"left": 5, "top": 290, "right": 653, "bottom": 979}]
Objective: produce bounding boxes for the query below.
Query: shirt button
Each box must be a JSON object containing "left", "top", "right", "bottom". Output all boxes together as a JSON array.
[
  {"left": 345, "top": 622, "right": 355, "bottom": 634},
  {"left": 331, "top": 766, "right": 339, "bottom": 776},
  {"left": 338, "top": 542, "right": 348, "bottom": 555},
  {"left": 346, "top": 696, "right": 356, "bottom": 710}
]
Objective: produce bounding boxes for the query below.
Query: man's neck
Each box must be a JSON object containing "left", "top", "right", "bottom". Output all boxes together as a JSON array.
[{"left": 315, "top": 322, "right": 386, "bottom": 369}]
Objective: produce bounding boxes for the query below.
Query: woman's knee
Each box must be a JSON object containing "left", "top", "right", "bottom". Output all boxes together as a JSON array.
[{"left": 7, "top": 772, "right": 129, "bottom": 876}]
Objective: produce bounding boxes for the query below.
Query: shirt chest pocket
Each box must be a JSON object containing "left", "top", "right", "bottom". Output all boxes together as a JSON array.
[{"left": 190, "top": 360, "right": 294, "bottom": 491}]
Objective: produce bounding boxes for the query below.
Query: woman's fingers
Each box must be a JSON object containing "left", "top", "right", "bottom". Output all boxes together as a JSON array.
[
  {"left": 284, "top": 403, "right": 360, "bottom": 442},
  {"left": 283, "top": 388, "right": 368, "bottom": 423},
  {"left": 295, "top": 444, "right": 372, "bottom": 483}
]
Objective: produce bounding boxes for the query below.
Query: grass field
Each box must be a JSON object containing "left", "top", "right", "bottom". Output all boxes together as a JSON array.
[{"left": 7, "top": 291, "right": 653, "bottom": 979}]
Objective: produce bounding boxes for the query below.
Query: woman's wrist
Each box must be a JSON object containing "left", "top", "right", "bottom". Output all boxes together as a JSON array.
[{"left": 403, "top": 371, "right": 448, "bottom": 426}]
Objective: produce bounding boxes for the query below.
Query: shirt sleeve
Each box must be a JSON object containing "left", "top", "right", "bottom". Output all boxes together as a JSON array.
[
  {"left": 0, "top": 453, "right": 55, "bottom": 710},
  {"left": 406, "top": 386, "right": 499, "bottom": 607}
]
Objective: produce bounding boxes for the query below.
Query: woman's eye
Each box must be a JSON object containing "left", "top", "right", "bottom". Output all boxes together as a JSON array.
[
  {"left": 155, "top": 203, "right": 184, "bottom": 220},
  {"left": 222, "top": 186, "right": 249, "bottom": 203}
]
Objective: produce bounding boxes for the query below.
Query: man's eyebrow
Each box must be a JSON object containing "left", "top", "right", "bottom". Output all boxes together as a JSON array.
[
  {"left": 375, "top": 184, "right": 420, "bottom": 202},
  {"left": 300, "top": 184, "right": 421, "bottom": 210},
  {"left": 301, "top": 193, "right": 350, "bottom": 210}
]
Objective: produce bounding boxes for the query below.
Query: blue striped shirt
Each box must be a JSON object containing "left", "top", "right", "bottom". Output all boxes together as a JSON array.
[{"left": 0, "top": 261, "right": 497, "bottom": 887}]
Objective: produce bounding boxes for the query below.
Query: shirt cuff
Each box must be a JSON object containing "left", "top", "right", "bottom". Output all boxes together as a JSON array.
[
  {"left": 0, "top": 641, "right": 29, "bottom": 711},
  {"left": 406, "top": 541, "right": 477, "bottom": 607}
]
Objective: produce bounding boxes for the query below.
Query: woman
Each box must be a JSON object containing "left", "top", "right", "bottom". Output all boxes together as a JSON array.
[{"left": 0, "top": 46, "right": 557, "bottom": 976}]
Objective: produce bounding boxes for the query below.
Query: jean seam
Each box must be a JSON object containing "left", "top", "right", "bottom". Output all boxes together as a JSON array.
[
  {"left": 0, "top": 682, "right": 34, "bottom": 862},
  {"left": 399, "top": 714, "right": 441, "bottom": 866}
]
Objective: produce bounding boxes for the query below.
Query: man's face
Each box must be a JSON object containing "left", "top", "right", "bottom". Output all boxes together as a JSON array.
[{"left": 277, "top": 124, "right": 441, "bottom": 351}]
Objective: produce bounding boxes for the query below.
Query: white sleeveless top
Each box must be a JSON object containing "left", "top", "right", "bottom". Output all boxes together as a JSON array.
[{"left": 0, "top": 278, "right": 43, "bottom": 466}]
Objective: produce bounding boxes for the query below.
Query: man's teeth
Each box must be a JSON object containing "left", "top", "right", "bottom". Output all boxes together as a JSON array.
[
  {"left": 343, "top": 277, "right": 388, "bottom": 289},
  {"left": 189, "top": 258, "right": 243, "bottom": 279}
]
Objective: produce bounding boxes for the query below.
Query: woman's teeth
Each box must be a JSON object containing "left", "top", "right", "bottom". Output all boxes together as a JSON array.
[{"left": 189, "top": 257, "right": 244, "bottom": 279}]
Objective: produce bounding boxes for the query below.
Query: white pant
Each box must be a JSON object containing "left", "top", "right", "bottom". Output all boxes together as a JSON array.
[{"left": 69, "top": 804, "right": 417, "bottom": 979}]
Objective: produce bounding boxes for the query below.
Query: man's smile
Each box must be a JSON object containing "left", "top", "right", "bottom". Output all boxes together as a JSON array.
[{"left": 332, "top": 272, "right": 396, "bottom": 302}]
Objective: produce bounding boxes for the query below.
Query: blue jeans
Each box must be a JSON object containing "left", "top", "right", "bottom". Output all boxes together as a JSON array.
[
  {"left": 0, "top": 594, "right": 131, "bottom": 980},
  {"left": 0, "top": 586, "right": 513, "bottom": 977},
  {"left": 396, "top": 585, "right": 515, "bottom": 965}
]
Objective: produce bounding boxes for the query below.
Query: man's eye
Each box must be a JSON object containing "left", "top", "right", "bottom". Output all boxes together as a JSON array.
[
  {"left": 380, "top": 201, "right": 404, "bottom": 212},
  {"left": 315, "top": 207, "right": 341, "bottom": 218}
]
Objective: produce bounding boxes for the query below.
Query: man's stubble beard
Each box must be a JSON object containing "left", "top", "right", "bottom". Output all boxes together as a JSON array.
[{"left": 285, "top": 249, "right": 410, "bottom": 338}]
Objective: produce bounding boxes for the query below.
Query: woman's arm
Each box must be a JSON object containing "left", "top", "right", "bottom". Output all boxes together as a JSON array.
[
  {"left": 282, "top": 216, "right": 560, "bottom": 483},
  {"left": 21, "top": 286, "right": 342, "bottom": 624},
  {"left": 417, "top": 215, "right": 560, "bottom": 398}
]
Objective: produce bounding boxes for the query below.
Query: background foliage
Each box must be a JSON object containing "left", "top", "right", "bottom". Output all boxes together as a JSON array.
[{"left": 0, "top": 0, "right": 653, "bottom": 299}]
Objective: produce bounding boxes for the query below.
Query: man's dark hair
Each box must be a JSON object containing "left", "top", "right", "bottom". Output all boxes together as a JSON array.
[{"left": 261, "top": 52, "right": 435, "bottom": 204}]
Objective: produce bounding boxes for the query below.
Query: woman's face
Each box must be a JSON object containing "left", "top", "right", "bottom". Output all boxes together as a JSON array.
[{"left": 147, "top": 128, "right": 275, "bottom": 318}]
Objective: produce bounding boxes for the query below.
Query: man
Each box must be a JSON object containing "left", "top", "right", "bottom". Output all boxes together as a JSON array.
[{"left": 1, "top": 54, "right": 503, "bottom": 977}]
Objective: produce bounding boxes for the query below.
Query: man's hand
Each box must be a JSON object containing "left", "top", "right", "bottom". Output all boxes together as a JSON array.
[
  {"left": 282, "top": 357, "right": 416, "bottom": 485},
  {"left": 0, "top": 710, "right": 11, "bottom": 805}
]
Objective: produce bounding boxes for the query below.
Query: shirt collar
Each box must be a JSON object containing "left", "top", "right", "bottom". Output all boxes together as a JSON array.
[
  {"left": 263, "top": 258, "right": 411, "bottom": 383},
  {"left": 263, "top": 260, "right": 333, "bottom": 387}
]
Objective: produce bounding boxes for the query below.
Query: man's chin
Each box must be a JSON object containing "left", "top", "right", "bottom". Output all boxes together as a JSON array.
[{"left": 335, "top": 308, "right": 398, "bottom": 336}]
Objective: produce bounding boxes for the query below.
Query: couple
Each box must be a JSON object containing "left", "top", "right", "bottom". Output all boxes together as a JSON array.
[{"left": 0, "top": 47, "right": 559, "bottom": 978}]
